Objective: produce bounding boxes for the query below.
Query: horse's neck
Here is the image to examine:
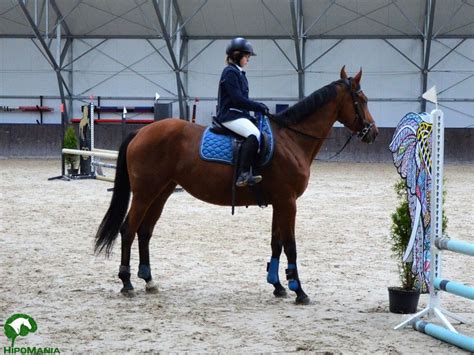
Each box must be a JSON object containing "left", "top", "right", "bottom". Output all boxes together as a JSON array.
[{"left": 286, "top": 102, "right": 339, "bottom": 162}]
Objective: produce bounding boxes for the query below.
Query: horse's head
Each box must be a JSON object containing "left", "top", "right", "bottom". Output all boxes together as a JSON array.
[{"left": 337, "top": 66, "right": 378, "bottom": 143}]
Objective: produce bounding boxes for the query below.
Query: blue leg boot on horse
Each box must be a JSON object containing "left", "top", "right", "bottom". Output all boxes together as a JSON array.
[{"left": 267, "top": 257, "right": 288, "bottom": 298}]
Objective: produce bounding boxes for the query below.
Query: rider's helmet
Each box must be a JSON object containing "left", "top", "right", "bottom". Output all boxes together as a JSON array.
[{"left": 226, "top": 37, "right": 256, "bottom": 56}]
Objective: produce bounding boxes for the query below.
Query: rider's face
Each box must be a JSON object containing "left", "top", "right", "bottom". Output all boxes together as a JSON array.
[{"left": 239, "top": 53, "right": 251, "bottom": 67}]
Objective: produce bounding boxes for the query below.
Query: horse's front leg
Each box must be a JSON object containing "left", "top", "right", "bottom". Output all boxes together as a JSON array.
[
  {"left": 273, "top": 200, "right": 310, "bottom": 305},
  {"left": 267, "top": 213, "right": 288, "bottom": 298}
]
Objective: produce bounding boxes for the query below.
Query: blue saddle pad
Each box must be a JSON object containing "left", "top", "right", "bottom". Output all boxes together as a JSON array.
[{"left": 200, "top": 117, "right": 274, "bottom": 167}]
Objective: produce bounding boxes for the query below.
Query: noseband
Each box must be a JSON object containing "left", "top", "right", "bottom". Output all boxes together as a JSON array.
[{"left": 344, "top": 78, "right": 374, "bottom": 141}]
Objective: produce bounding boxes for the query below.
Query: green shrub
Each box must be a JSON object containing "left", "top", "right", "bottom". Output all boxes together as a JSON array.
[
  {"left": 63, "top": 126, "right": 79, "bottom": 169},
  {"left": 390, "top": 180, "right": 416, "bottom": 290},
  {"left": 390, "top": 179, "right": 448, "bottom": 290}
]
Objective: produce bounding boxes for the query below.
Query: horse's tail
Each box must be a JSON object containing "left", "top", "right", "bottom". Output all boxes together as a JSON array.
[{"left": 94, "top": 131, "right": 137, "bottom": 257}]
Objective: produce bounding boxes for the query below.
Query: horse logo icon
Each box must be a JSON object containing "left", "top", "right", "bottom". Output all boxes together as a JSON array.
[{"left": 3, "top": 314, "right": 37, "bottom": 347}]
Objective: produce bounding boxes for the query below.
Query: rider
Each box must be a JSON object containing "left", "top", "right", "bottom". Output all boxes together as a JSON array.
[{"left": 216, "top": 37, "right": 269, "bottom": 187}]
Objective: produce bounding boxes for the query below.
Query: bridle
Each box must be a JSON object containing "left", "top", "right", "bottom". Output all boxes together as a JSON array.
[
  {"left": 266, "top": 77, "right": 375, "bottom": 160},
  {"left": 343, "top": 78, "right": 374, "bottom": 141}
]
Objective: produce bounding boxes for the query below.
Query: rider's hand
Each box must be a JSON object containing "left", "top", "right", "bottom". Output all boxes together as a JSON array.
[{"left": 257, "top": 103, "right": 269, "bottom": 115}]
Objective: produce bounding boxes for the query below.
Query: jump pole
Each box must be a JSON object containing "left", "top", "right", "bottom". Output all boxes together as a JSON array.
[
  {"left": 413, "top": 319, "right": 474, "bottom": 352},
  {"left": 89, "top": 99, "right": 96, "bottom": 175},
  {"left": 62, "top": 148, "right": 118, "bottom": 160},
  {"left": 394, "top": 87, "right": 474, "bottom": 352}
]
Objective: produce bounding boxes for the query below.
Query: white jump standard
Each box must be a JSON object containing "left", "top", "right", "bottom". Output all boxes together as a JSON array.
[
  {"left": 60, "top": 101, "right": 120, "bottom": 182},
  {"left": 394, "top": 88, "right": 474, "bottom": 353}
]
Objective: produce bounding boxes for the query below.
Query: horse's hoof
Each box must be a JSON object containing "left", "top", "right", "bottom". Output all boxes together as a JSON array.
[
  {"left": 145, "top": 280, "right": 159, "bottom": 293},
  {"left": 120, "top": 287, "right": 136, "bottom": 297},
  {"left": 295, "top": 294, "right": 311, "bottom": 305},
  {"left": 273, "top": 287, "right": 288, "bottom": 298}
]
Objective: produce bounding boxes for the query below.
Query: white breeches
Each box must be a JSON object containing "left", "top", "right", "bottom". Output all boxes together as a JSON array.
[{"left": 222, "top": 118, "right": 260, "bottom": 141}]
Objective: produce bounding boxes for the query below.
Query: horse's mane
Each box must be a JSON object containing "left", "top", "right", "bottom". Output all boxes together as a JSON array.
[{"left": 274, "top": 79, "right": 344, "bottom": 124}]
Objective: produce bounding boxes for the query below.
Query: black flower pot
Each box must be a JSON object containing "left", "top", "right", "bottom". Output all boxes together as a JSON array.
[
  {"left": 388, "top": 286, "right": 420, "bottom": 314},
  {"left": 67, "top": 168, "right": 79, "bottom": 176}
]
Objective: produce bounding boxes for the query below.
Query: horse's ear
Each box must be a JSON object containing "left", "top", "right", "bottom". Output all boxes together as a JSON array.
[
  {"left": 340, "top": 65, "right": 348, "bottom": 79},
  {"left": 354, "top": 68, "right": 362, "bottom": 85}
]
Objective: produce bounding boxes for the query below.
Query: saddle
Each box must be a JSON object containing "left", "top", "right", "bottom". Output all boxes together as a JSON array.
[
  {"left": 200, "top": 117, "right": 274, "bottom": 168},
  {"left": 199, "top": 116, "right": 275, "bottom": 214}
]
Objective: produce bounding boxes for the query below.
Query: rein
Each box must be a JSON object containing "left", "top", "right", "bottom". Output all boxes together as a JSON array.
[
  {"left": 267, "top": 113, "right": 331, "bottom": 140},
  {"left": 268, "top": 112, "right": 356, "bottom": 161},
  {"left": 267, "top": 78, "right": 372, "bottom": 160}
]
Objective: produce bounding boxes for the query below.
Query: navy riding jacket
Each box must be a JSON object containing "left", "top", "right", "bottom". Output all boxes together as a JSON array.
[{"left": 216, "top": 64, "right": 265, "bottom": 123}]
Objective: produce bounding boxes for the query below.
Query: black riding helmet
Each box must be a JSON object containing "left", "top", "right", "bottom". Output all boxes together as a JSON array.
[{"left": 226, "top": 37, "right": 256, "bottom": 56}]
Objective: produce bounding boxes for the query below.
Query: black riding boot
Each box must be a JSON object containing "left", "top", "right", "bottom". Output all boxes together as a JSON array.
[{"left": 236, "top": 135, "right": 262, "bottom": 187}]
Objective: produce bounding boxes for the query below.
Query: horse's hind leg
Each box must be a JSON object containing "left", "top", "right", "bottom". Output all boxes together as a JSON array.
[
  {"left": 136, "top": 182, "right": 177, "bottom": 293},
  {"left": 118, "top": 193, "right": 155, "bottom": 296}
]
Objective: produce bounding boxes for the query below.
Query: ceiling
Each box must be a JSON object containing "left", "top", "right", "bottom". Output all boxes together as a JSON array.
[{"left": 1, "top": 0, "right": 474, "bottom": 39}]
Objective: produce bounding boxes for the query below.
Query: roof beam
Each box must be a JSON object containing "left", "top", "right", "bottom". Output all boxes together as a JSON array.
[
  {"left": 383, "top": 39, "right": 422, "bottom": 70},
  {"left": 49, "top": 0, "right": 73, "bottom": 68},
  {"left": 429, "top": 38, "right": 466, "bottom": 71},
  {"left": 433, "top": 1, "right": 464, "bottom": 38},
  {"left": 82, "top": 1, "right": 154, "bottom": 36},
  {"left": 170, "top": 0, "right": 209, "bottom": 39},
  {"left": 153, "top": 0, "right": 186, "bottom": 119},
  {"left": 303, "top": 0, "right": 335, "bottom": 36},
  {"left": 421, "top": 0, "right": 436, "bottom": 111},
  {"left": 272, "top": 39, "right": 298, "bottom": 71},
  {"left": 261, "top": 0, "right": 292, "bottom": 37},
  {"left": 180, "top": 39, "right": 214, "bottom": 70},
  {"left": 18, "top": 0, "right": 70, "bottom": 174},
  {"left": 50, "top": 0, "right": 72, "bottom": 36},
  {"left": 61, "top": 39, "right": 108, "bottom": 69},
  {"left": 304, "top": 39, "right": 343, "bottom": 70},
  {"left": 76, "top": 39, "right": 176, "bottom": 97},
  {"left": 290, "top": 0, "right": 304, "bottom": 99},
  {"left": 326, "top": 1, "right": 405, "bottom": 36},
  {"left": 171, "top": 0, "right": 187, "bottom": 39},
  {"left": 17, "top": 0, "right": 69, "bottom": 120}
]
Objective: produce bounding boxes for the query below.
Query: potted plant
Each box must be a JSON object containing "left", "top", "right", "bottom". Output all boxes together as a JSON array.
[
  {"left": 63, "top": 125, "right": 79, "bottom": 175},
  {"left": 388, "top": 179, "right": 420, "bottom": 313},
  {"left": 388, "top": 179, "right": 448, "bottom": 313}
]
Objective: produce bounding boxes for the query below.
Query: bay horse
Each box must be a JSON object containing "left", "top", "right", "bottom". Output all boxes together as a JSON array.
[{"left": 94, "top": 66, "right": 378, "bottom": 304}]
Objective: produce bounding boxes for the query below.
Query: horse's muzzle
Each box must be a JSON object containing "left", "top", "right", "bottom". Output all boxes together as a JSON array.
[{"left": 359, "top": 124, "right": 378, "bottom": 144}]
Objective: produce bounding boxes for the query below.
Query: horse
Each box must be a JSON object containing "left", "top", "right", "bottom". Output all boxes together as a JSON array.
[{"left": 94, "top": 66, "right": 379, "bottom": 305}]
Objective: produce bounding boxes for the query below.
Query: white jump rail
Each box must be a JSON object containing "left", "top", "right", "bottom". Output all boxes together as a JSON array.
[{"left": 62, "top": 148, "right": 118, "bottom": 160}]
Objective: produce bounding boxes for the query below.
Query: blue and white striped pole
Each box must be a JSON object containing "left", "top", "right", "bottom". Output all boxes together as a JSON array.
[
  {"left": 414, "top": 319, "right": 474, "bottom": 352},
  {"left": 434, "top": 278, "right": 474, "bottom": 300},
  {"left": 436, "top": 238, "right": 474, "bottom": 257}
]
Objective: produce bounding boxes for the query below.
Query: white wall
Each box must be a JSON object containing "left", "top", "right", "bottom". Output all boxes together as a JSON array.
[
  {"left": 0, "top": 39, "right": 61, "bottom": 124},
  {"left": 1, "top": 37, "right": 473, "bottom": 128}
]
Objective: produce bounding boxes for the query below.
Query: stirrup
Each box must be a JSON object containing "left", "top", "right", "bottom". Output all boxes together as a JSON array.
[{"left": 236, "top": 172, "right": 262, "bottom": 187}]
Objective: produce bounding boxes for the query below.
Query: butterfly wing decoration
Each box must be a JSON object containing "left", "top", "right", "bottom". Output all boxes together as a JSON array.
[{"left": 389, "top": 112, "right": 432, "bottom": 290}]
